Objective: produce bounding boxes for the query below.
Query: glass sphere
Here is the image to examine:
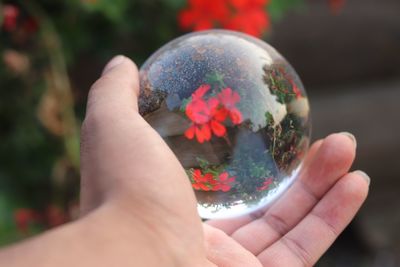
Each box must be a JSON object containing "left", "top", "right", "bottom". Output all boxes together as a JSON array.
[{"left": 139, "top": 30, "right": 311, "bottom": 219}]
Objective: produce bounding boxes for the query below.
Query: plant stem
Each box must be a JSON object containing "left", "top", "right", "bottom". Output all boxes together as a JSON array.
[{"left": 23, "top": 2, "right": 80, "bottom": 170}]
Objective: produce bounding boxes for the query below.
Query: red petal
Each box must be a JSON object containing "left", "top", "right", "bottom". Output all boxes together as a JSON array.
[
  {"left": 218, "top": 88, "right": 231, "bottom": 105},
  {"left": 207, "top": 97, "right": 219, "bottom": 111},
  {"left": 193, "top": 169, "right": 202, "bottom": 182},
  {"left": 219, "top": 172, "right": 229, "bottom": 181},
  {"left": 292, "top": 82, "right": 302, "bottom": 99},
  {"left": 178, "top": 10, "right": 196, "bottom": 29},
  {"left": 204, "top": 173, "right": 214, "bottom": 182},
  {"left": 195, "top": 124, "right": 211, "bottom": 143},
  {"left": 184, "top": 125, "right": 196, "bottom": 139},
  {"left": 186, "top": 100, "right": 210, "bottom": 124},
  {"left": 227, "top": 177, "right": 236, "bottom": 183},
  {"left": 202, "top": 123, "right": 212, "bottom": 141},
  {"left": 221, "top": 184, "right": 231, "bottom": 192},
  {"left": 193, "top": 84, "right": 211, "bottom": 99},
  {"left": 200, "top": 183, "right": 210, "bottom": 191},
  {"left": 195, "top": 126, "right": 205, "bottom": 143},
  {"left": 194, "top": 19, "right": 214, "bottom": 31},
  {"left": 208, "top": 0, "right": 230, "bottom": 19},
  {"left": 192, "top": 183, "right": 201, "bottom": 190},
  {"left": 231, "top": 90, "right": 241, "bottom": 103},
  {"left": 230, "top": 0, "right": 248, "bottom": 9},
  {"left": 213, "top": 107, "right": 228, "bottom": 122},
  {"left": 210, "top": 120, "right": 226, "bottom": 137},
  {"left": 219, "top": 88, "right": 241, "bottom": 108},
  {"left": 211, "top": 184, "right": 221, "bottom": 191},
  {"left": 229, "top": 108, "right": 243, "bottom": 124}
]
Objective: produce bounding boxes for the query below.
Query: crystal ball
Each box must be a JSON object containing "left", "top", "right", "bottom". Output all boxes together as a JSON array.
[{"left": 139, "top": 30, "right": 311, "bottom": 219}]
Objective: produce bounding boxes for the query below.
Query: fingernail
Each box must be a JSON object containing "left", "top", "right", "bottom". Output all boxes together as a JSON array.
[
  {"left": 102, "top": 55, "right": 125, "bottom": 74},
  {"left": 353, "top": 170, "right": 370, "bottom": 185},
  {"left": 339, "top": 132, "right": 357, "bottom": 149}
]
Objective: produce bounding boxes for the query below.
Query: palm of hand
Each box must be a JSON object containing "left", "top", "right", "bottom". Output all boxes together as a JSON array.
[{"left": 79, "top": 56, "right": 369, "bottom": 267}]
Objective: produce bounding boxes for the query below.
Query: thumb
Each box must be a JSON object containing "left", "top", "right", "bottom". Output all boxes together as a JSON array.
[{"left": 85, "top": 55, "right": 140, "bottom": 123}]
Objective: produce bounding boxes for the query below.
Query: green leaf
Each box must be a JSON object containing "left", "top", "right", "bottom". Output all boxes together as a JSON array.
[
  {"left": 180, "top": 97, "right": 191, "bottom": 113},
  {"left": 205, "top": 72, "right": 226, "bottom": 88},
  {"left": 81, "top": 0, "right": 129, "bottom": 23},
  {"left": 196, "top": 157, "right": 210, "bottom": 169},
  {"left": 162, "top": 0, "right": 186, "bottom": 9},
  {"left": 268, "top": 0, "right": 305, "bottom": 21}
]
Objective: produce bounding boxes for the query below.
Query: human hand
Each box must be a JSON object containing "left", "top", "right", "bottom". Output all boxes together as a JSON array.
[{"left": 0, "top": 56, "right": 369, "bottom": 267}]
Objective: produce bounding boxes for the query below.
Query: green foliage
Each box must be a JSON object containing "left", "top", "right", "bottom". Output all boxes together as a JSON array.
[
  {"left": 179, "top": 97, "right": 191, "bottom": 112},
  {"left": 263, "top": 64, "right": 299, "bottom": 104},
  {"left": 205, "top": 72, "right": 226, "bottom": 88},
  {"left": 81, "top": 0, "right": 130, "bottom": 23},
  {"left": 268, "top": 0, "right": 305, "bottom": 21}
]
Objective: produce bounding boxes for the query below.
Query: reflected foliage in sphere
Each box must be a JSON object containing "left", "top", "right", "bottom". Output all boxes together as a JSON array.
[{"left": 139, "top": 30, "right": 311, "bottom": 219}]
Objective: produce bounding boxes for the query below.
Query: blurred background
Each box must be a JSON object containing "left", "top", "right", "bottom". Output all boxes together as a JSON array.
[{"left": 0, "top": 0, "right": 399, "bottom": 266}]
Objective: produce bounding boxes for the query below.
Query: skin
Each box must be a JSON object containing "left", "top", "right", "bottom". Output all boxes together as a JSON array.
[{"left": 0, "top": 56, "right": 370, "bottom": 267}]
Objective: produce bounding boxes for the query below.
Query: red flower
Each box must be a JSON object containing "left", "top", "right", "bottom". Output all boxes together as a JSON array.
[
  {"left": 192, "top": 84, "right": 211, "bottom": 100},
  {"left": 211, "top": 172, "right": 236, "bottom": 192},
  {"left": 290, "top": 81, "right": 302, "bottom": 99},
  {"left": 190, "top": 169, "right": 236, "bottom": 192},
  {"left": 14, "top": 208, "right": 39, "bottom": 234},
  {"left": 329, "top": 0, "right": 346, "bottom": 14},
  {"left": 178, "top": 0, "right": 230, "bottom": 31},
  {"left": 191, "top": 169, "right": 213, "bottom": 191},
  {"left": 2, "top": 4, "right": 19, "bottom": 32},
  {"left": 218, "top": 88, "right": 243, "bottom": 124},
  {"left": 224, "top": 0, "right": 270, "bottom": 37},
  {"left": 178, "top": 0, "right": 270, "bottom": 37},
  {"left": 21, "top": 17, "right": 39, "bottom": 34},
  {"left": 185, "top": 85, "right": 228, "bottom": 143},
  {"left": 257, "top": 177, "right": 273, "bottom": 191},
  {"left": 45, "top": 205, "right": 67, "bottom": 227}
]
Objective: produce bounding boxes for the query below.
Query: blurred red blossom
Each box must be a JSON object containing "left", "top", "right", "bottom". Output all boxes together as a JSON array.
[
  {"left": 329, "top": 0, "right": 346, "bottom": 14},
  {"left": 211, "top": 172, "right": 236, "bottom": 192},
  {"left": 191, "top": 169, "right": 236, "bottom": 192},
  {"left": 257, "top": 177, "right": 273, "bottom": 191},
  {"left": 14, "top": 205, "right": 68, "bottom": 234},
  {"left": 192, "top": 169, "right": 214, "bottom": 191},
  {"left": 45, "top": 205, "right": 67, "bottom": 227},
  {"left": 185, "top": 84, "right": 229, "bottom": 143},
  {"left": 178, "top": 0, "right": 270, "bottom": 37},
  {"left": 21, "top": 17, "right": 39, "bottom": 34},
  {"left": 218, "top": 87, "right": 243, "bottom": 124},
  {"left": 2, "top": 4, "right": 20, "bottom": 32},
  {"left": 14, "top": 209, "right": 40, "bottom": 234}
]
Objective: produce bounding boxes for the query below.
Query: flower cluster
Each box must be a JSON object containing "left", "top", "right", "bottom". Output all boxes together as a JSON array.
[
  {"left": 191, "top": 169, "right": 236, "bottom": 192},
  {"left": 178, "top": 0, "right": 270, "bottom": 37},
  {"left": 184, "top": 84, "right": 243, "bottom": 143},
  {"left": 263, "top": 65, "right": 303, "bottom": 103},
  {"left": 14, "top": 205, "right": 67, "bottom": 234}
]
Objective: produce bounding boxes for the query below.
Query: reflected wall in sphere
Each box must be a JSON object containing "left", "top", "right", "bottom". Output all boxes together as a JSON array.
[{"left": 139, "top": 30, "right": 311, "bottom": 219}]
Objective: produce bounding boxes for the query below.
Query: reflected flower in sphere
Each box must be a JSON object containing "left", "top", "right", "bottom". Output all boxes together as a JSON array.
[
  {"left": 191, "top": 169, "right": 213, "bottom": 191},
  {"left": 218, "top": 87, "right": 243, "bottom": 124},
  {"left": 211, "top": 172, "right": 236, "bottom": 192},
  {"left": 185, "top": 85, "right": 229, "bottom": 143}
]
